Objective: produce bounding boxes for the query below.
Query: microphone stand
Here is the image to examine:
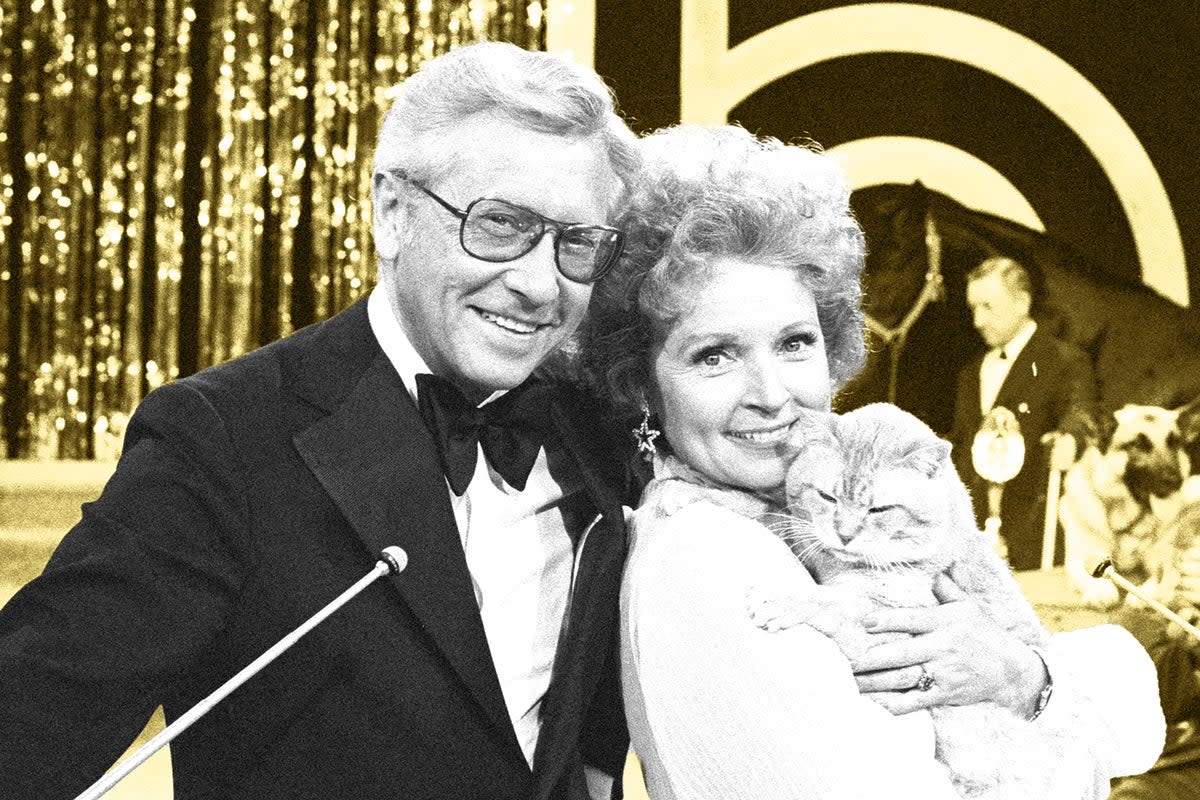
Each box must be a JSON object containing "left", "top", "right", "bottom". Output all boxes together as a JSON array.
[
  {"left": 1093, "top": 558, "right": 1200, "bottom": 643},
  {"left": 74, "top": 546, "right": 409, "bottom": 800}
]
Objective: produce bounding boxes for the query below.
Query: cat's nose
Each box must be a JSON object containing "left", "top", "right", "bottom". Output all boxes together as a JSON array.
[{"left": 835, "top": 510, "right": 862, "bottom": 544}]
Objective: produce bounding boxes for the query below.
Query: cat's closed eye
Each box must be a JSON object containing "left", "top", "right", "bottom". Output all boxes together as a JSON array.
[{"left": 812, "top": 488, "right": 837, "bottom": 504}]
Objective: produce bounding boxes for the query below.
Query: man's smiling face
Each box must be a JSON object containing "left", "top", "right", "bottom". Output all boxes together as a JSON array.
[{"left": 374, "top": 113, "right": 621, "bottom": 401}]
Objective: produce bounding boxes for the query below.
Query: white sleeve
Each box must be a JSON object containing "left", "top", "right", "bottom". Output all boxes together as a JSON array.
[
  {"left": 623, "top": 504, "right": 959, "bottom": 800},
  {"left": 1037, "top": 624, "right": 1165, "bottom": 783}
]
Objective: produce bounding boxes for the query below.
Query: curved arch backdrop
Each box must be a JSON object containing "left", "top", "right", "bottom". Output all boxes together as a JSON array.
[
  {"left": 595, "top": 0, "right": 1200, "bottom": 310},
  {"left": 827, "top": 137, "right": 1043, "bottom": 231}
]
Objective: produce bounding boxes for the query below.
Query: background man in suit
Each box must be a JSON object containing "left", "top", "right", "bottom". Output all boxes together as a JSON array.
[
  {"left": 0, "top": 42, "right": 638, "bottom": 800},
  {"left": 950, "top": 255, "right": 1097, "bottom": 570}
]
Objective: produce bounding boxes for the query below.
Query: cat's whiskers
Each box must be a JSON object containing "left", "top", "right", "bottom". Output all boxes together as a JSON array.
[
  {"left": 760, "top": 510, "right": 796, "bottom": 529},
  {"left": 763, "top": 513, "right": 807, "bottom": 543},
  {"left": 768, "top": 520, "right": 802, "bottom": 542},
  {"left": 777, "top": 527, "right": 817, "bottom": 555},
  {"left": 766, "top": 516, "right": 825, "bottom": 557},
  {"left": 790, "top": 540, "right": 825, "bottom": 563}
]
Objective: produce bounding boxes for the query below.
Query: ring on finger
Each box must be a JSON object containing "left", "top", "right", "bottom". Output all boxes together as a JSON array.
[{"left": 914, "top": 664, "right": 935, "bottom": 692}]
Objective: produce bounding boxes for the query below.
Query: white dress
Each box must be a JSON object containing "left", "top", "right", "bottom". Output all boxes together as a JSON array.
[{"left": 619, "top": 459, "right": 1164, "bottom": 800}]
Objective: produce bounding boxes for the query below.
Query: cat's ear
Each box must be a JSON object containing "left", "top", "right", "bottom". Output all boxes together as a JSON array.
[{"left": 903, "top": 439, "right": 951, "bottom": 477}]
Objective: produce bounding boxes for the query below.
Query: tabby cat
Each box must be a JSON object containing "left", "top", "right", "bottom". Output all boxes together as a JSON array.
[{"left": 765, "top": 403, "right": 1058, "bottom": 799}]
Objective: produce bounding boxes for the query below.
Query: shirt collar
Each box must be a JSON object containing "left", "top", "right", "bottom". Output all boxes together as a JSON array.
[
  {"left": 368, "top": 284, "right": 430, "bottom": 405},
  {"left": 991, "top": 319, "right": 1037, "bottom": 361},
  {"left": 367, "top": 284, "right": 506, "bottom": 408}
]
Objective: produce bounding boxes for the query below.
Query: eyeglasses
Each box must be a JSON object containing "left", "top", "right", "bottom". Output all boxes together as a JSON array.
[{"left": 398, "top": 175, "right": 625, "bottom": 284}]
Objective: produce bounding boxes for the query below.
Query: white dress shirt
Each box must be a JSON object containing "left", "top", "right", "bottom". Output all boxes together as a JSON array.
[
  {"left": 367, "top": 286, "right": 579, "bottom": 768},
  {"left": 979, "top": 319, "right": 1037, "bottom": 414}
]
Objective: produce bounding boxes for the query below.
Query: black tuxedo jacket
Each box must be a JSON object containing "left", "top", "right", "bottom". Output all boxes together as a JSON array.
[
  {"left": 949, "top": 325, "right": 1096, "bottom": 570},
  {"left": 0, "top": 299, "right": 631, "bottom": 800}
]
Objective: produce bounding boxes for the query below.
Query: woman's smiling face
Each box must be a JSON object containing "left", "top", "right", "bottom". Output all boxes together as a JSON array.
[{"left": 651, "top": 258, "right": 834, "bottom": 492}]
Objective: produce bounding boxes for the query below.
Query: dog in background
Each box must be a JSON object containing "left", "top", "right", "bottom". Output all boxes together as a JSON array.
[{"left": 1059, "top": 400, "right": 1200, "bottom": 608}]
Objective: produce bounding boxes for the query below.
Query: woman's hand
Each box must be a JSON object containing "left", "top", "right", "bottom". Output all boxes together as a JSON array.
[{"left": 849, "top": 574, "right": 1048, "bottom": 717}]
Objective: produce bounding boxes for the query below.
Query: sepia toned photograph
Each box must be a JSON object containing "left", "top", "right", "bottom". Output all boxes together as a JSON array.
[{"left": 1, "top": 2, "right": 1197, "bottom": 798}]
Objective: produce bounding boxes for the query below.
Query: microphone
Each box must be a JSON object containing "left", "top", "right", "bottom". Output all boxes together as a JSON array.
[
  {"left": 74, "top": 546, "right": 408, "bottom": 800},
  {"left": 1092, "top": 558, "right": 1200, "bottom": 643}
]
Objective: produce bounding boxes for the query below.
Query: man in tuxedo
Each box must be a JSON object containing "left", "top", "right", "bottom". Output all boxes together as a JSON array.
[
  {"left": 0, "top": 42, "right": 637, "bottom": 800},
  {"left": 949, "top": 256, "right": 1097, "bottom": 571}
]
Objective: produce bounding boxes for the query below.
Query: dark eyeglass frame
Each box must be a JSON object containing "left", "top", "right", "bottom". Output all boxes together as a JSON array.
[{"left": 395, "top": 174, "right": 624, "bottom": 284}]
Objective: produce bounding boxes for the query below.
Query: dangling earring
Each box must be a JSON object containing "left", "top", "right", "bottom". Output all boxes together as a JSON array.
[{"left": 632, "top": 398, "right": 661, "bottom": 462}]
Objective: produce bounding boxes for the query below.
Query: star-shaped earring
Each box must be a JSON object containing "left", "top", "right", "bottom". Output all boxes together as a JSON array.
[{"left": 632, "top": 402, "right": 661, "bottom": 462}]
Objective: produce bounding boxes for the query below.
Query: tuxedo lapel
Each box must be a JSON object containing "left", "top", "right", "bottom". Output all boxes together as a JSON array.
[
  {"left": 531, "top": 397, "right": 629, "bottom": 798},
  {"left": 995, "top": 329, "right": 1046, "bottom": 409},
  {"left": 549, "top": 398, "right": 625, "bottom": 523},
  {"left": 290, "top": 312, "right": 522, "bottom": 763},
  {"left": 963, "top": 353, "right": 984, "bottom": 420}
]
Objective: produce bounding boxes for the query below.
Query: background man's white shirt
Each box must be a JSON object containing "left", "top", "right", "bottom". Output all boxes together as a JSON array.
[{"left": 979, "top": 319, "right": 1037, "bottom": 414}]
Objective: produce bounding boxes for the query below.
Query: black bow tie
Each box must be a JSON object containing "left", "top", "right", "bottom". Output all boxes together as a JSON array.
[{"left": 415, "top": 373, "right": 555, "bottom": 496}]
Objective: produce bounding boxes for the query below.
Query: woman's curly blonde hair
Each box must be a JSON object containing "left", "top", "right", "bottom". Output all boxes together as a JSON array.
[{"left": 579, "top": 124, "right": 867, "bottom": 417}]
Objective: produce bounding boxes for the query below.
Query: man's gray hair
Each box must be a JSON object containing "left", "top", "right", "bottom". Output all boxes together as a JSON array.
[
  {"left": 371, "top": 42, "right": 638, "bottom": 212},
  {"left": 968, "top": 255, "right": 1032, "bottom": 298}
]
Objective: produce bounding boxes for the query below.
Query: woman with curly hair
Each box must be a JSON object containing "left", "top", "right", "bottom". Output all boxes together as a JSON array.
[{"left": 579, "top": 124, "right": 1163, "bottom": 798}]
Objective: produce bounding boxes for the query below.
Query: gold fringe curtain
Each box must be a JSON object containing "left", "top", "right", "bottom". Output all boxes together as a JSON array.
[{"left": 0, "top": 0, "right": 546, "bottom": 460}]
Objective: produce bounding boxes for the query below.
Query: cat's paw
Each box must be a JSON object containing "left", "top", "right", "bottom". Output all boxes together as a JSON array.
[
  {"left": 746, "top": 583, "right": 867, "bottom": 652},
  {"left": 1077, "top": 575, "right": 1121, "bottom": 610},
  {"left": 746, "top": 584, "right": 817, "bottom": 632}
]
